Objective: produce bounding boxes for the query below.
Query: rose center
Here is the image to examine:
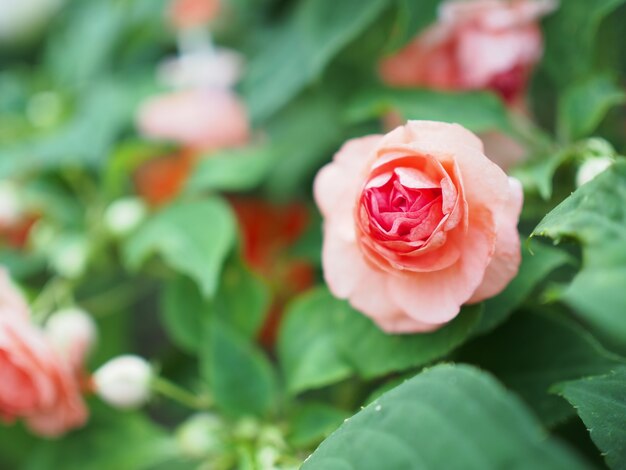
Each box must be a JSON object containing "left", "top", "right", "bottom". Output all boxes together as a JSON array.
[{"left": 362, "top": 174, "right": 444, "bottom": 240}]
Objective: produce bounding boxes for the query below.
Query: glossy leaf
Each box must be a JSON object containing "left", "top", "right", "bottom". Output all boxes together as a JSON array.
[
  {"left": 303, "top": 364, "right": 587, "bottom": 469},
  {"left": 555, "top": 367, "right": 626, "bottom": 469},
  {"left": 124, "top": 199, "right": 236, "bottom": 298}
]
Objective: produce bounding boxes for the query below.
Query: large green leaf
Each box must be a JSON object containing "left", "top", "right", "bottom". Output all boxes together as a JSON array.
[
  {"left": 346, "top": 88, "right": 514, "bottom": 134},
  {"left": 542, "top": 0, "right": 626, "bottom": 87},
  {"left": 241, "top": 0, "right": 388, "bottom": 121},
  {"left": 278, "top": 289, "right": 353, "bottom": 394},
  {"left": 555, "top": 367, "right": 626, "bottom": 470},
  {"left": 303, "top": 364, "right": 587, "bottom": 470},
  {"left": 533, "top": 161, "right": 626, "bottom": 345},
  {"left": 461, "top": 312, "right": 623, "bottom": 426},
  {"left": 386, "top": 0, "right": 440, "bottom": 51},
  {"left": 558, "top": 75, "right": 626, "bottom": 141},
  {"left": 160, "top": 261, "right": 270, "bottom": 352},
  {"left": 289, "top": 403, "right": 350, "bottom": 449},
  {"left": 473, "top": 241, "right": 572, "bottom": 336},
  {"left": 278, "top": 288, "right": 481, "bottom": 394},
  {"left": 262, "top": 91, "right": 343, "bottom": 198},
  {"left": 184, "top": 144, "right": 276, "bottom": 195},
  {"left": 204, "top": 318, "right": 277, "bottom": 417},
  {"left": 124, "top": 199, "right": 236, "bottom": 298}
]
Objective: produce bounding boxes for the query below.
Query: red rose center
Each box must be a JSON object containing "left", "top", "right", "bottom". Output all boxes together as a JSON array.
[{"left": 362, "top": 173, "right": 444, "bottom": 241}]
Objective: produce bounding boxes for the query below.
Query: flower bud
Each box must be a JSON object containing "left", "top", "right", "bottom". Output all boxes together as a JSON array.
[
  {"left": 45, "top": 307, "right": 97, "bottom": 370},
  {"left": 104, "top": 197, "right": 148, "bottom": 237},
  {"left": 176, "top": 413, "right": 226, "bottom": 459},
  {"left": 93, "top": 355, "right": 152, "bottom": 409},
  {"left": 0, "top": 181, "right": 23, "bottom": 226},
  {"left": 576, "top": 156, "right": 613, "bottom": 188},
  {"left": 50, "top": 235, "right": 89, "bottom": 279},
  {"left": 0, "top": 0, "right": 65, "bottom": 44}
]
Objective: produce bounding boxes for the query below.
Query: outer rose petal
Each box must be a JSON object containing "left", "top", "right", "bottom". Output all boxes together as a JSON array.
[
  {"left": 468, "top": 177, "right": 523, "bottom": 302},
  {"left": 136, "top": 88, "right": 250, "bottom": 151},
  {"left": 314, "top": 135, "right": 382, "bottom": 240}
]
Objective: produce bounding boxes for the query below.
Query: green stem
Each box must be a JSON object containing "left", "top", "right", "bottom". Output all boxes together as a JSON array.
[{"left": 151, "top": 377, "right": 212, "bottom": 410}]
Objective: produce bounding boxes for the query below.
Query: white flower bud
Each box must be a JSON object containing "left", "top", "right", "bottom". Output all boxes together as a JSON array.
[
  {"left": 45, "top": 307, "right": 97, "bottom": 369},
  {"left": 0, "top": 181, "right": 23, "bottom": 226},
  {"left": 0, "top": 0, "right": 65, "bottom": 44},
  {"left": 50, "top": 235, "right": 89, "bottom": 279},
  {"left": 176, "top": 413, "right": 226, "bottom": 459},
  {"left": 104, "top": 197, "right": 148, "bottom": 237},
  {"left": 576, "top": 157, "right": 613, "bottom": 188},
  {"left": 93, "top": 355, "right": 152, "bottom": 409}
]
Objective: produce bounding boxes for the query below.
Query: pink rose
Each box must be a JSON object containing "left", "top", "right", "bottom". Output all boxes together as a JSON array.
[
  {"left": 0, "top": 316, "right": 87, "bottom": 437},
  {"left": 314, "top": 121, "right": 522, "bottom": 333},
  {"left": 380, "top": 0, "right": 556, "bottom": 104},
  {"left": 136, "top": 88, "right": 250, "bottom": 151}
]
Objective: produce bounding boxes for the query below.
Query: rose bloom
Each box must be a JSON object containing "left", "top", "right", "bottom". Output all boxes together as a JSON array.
[
  {"left": 168, "top": 0, "right": 220, "bottom": 29},
  {"left": 136, "top": 88, "right": 250, "bottom": 152},
  {"left": 0, "top": 273, "right": 87, "bottom": 437},
  {"left": 314, "top": 121, "right": 522, "bottom": 333},
  {"left": 0, "top": 317, "right": 88, "bottom": 436},
  {"left": 380, "top": 0, "right": 557, "bottom": 104}
]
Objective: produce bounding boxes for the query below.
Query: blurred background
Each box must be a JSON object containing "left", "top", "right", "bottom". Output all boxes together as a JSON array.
[{"left": 0, "top": 0, "right": 625, "bottom": 468}]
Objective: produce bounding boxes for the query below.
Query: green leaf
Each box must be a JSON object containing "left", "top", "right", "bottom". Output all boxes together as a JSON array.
[
  {"left": 386, "top": 0, "right": 440, "bottom": 51},
  {"left": 160, "top": 261, "right": 270, "bottom": 352},
  {"left": 555, "top": 367, "right": 626, "bottom": 470},
  {"left": 25, "top": 407, "right": 178, "bottom": 470},
  {"left": 160, "top": 276, "right": 208, "bottom": 352},
  {"left": 533, "top": 161, "right": 626, "bottom": 345},
  {"left": 473, "top": 241, "right": 573, "bottom": 336},
  {"left": 262, "top": 91, "right": 343, "bottom": 198},
  {"left": 278, "top": 289, "right": 353, "bottom": 395},
  {"left": 242, "top": 0, "right": 388, "bottom": 121},
  {"left": 346, "top": 88, "right": 514, "bottom": 134},
  {"left": 461, "top": 313, "right": 623, "bottom": 426},
  {"left": 184, "top": 144, "right": 276, "bottom": 195},
  {"left": 0, "top": 80, "right": 136, "bottom": 178},
  {"left": 289, "top": 403, "right": 350, "bottom": 449},
  {"left": 278, "top": 288, "right": 481, "bottom": 394},
  {"left": 334, "top": 303, "right": 481, "bottom": 380},
  {"left": 558, "top": 75, "right": 626, "bottom": 141},
  {"left": 124, "top": 198, "right": 236, "bottom": 298},
  {"left": 303, "top": 364, "right": 587, "bottom": 470},
  {"left": 543, "top": 0, "right": 626, "bottom": 87},
  {"left": 205, "top": 318, "right": 277, "bottom": 417}
]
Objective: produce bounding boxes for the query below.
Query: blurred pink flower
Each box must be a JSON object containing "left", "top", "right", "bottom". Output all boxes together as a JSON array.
[
  {"left": 380, "top": 0, "right": 557, "bottom": 104},
  {"left": 168, "top": 0, "right": 220, "bottom": 29},
  {"left": 136, "top": 88, "right": 250, "bottom": 151},
  {"left": 0, "top": 270, "right": 89, "bottom": 437},
  {"left": 0, "top": 317, "right": 87, "bottom": 437},
  {"left": 314, "top": 121, "right": 522, "bottom": 333}
]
